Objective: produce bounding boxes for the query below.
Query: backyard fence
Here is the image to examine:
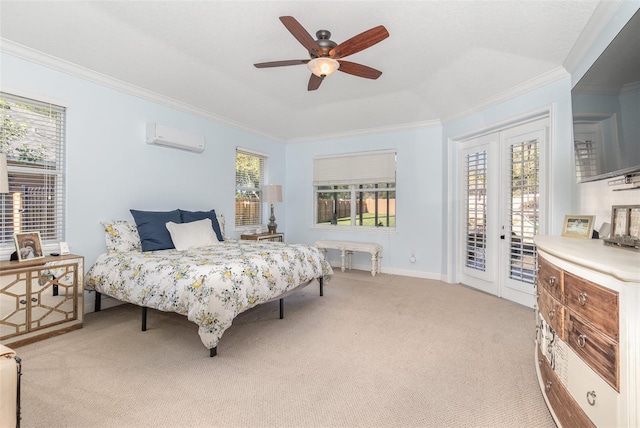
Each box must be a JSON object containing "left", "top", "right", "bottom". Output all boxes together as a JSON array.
[
  {"left": 235, "top": 197, "right": 396, "bottom": 225},
  {"left": 317, "top": 199, "right": 396, "bottom": 223}
]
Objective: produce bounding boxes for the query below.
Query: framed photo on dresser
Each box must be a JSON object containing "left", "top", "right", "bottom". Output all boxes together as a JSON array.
[
  {"left": 561, "top": 215, "right": 595, "bottom": 239},
  {"left": 14, "top": 231, "right": 44, "bottom": 261}
]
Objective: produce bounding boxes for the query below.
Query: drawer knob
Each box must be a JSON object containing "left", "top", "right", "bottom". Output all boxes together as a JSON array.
[
  {"left": 545, "top": 380, "right": 552, "bottom": 392},
  {"left": 548, "top": 309, "right": 555, "bottom": 319},
  {"left": 578, "top": 291, "right": 588, "bottom": 306},
  {"left": 587, "top": 390, "right": 597, "bottom": 406},
  {"left": 578, "top": 334, "right": 587, "bottom": 348},
  {"left": 548, "top": 276, "right": 557, "bottom": 287}
]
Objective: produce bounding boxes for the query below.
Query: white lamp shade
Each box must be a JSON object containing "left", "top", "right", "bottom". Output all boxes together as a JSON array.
[
  {"left": 307, "top": 57, "right": 340, "bottom": 77},
  {"left": 262, "top": 184, "right": 282, "bottom": 203},
  {"left": 0, "top": 153, "right": 8, "bottom": 193}
]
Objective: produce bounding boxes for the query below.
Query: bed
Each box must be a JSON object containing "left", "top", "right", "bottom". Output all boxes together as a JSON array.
[{"left": 84, "top": 210, "right": 332, "bottom": 357}]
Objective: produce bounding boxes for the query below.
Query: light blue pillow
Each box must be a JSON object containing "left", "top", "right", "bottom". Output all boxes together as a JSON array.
[
  {"left": 130, "top": 209, "right": 181, "bottom": 251},
  {"left": 180, "top": 209, "right": 224, "bottom": 241}
]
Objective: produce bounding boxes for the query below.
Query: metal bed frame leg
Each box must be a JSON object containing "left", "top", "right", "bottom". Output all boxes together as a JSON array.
[
  {"left": 116, "top": 277, "right": 326, "bottom": 359},
  {"left": 141, "top": 307, "right": 147, "bottom": 331},
  {"left": 94, "top": 291, "right": 102, "bottom": 312}
]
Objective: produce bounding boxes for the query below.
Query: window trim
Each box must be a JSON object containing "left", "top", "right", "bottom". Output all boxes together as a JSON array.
[
  {"left": 0, "top": 91, "right": 66, "bottom": 258},
  {"left": 313, "top": 150, "right": 396, "bottom": 231}
]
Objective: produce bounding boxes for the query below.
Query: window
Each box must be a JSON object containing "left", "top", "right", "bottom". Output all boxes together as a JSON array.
[
  {"left": 0, "top": 92, "right": 66, "bottom": 257},
  {"left": 235, "top": 148, "right": 265, "bottom": 228},
  {"left": 314, "top": 151, "right": 396, "bottom": 228}
]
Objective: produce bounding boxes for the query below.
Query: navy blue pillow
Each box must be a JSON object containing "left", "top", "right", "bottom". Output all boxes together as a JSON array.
[
  {"left": 180, "top": 209, "right": 224, "bottom": 241},
  {"left": 130, "top": 209, "right": 182, "bottom": 251}
]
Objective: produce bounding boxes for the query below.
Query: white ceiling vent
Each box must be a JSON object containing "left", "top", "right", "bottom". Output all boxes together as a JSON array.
[{"left": 146, "top": 123, "right": 205, "bottom": 153}]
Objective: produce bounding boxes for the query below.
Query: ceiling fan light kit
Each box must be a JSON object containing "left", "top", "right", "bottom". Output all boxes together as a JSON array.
[
  {"left": 254, "top": 16, "right": 389, "bottom": 91},
  {"left": 307, "top": 57, "right": 340, "bottom": 77}
]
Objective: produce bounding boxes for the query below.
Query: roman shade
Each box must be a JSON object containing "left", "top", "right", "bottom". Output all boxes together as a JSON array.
[{"left": 313, "top": 150, "right": 396, "bottom": 186}]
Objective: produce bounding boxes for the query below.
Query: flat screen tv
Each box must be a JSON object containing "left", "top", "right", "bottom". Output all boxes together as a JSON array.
[{"left": 571, "top": 9, "right": 640, "bottom": 183}]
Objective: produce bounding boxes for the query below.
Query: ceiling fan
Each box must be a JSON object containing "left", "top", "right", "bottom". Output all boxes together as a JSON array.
[{"left": 254, "top": 16, "right": 389, "bottom": 91}]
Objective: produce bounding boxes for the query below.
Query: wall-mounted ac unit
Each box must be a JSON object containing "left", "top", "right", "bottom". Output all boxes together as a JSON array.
[{"left": 146, "top": 123, "right": 206, "bottom": 153}]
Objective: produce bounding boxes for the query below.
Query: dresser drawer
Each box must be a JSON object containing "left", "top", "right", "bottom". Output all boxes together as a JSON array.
[
  {"left": 537, "top": 256, "right": 563, "bottom": 302},
  {"left": 565, "top": 272, "right": 619, "bottom": 341},
  {"left": 567, "top": 347, "right": 619, "bottom": 428},
  {"left": 537, "top": 347, "right": 595, "bottom": 428},
  {"left": 566, "top": 311, "right": 619, "bottom": 391},
  {"left": 538, "top": 288, "right": 564, "bottom": 340}
]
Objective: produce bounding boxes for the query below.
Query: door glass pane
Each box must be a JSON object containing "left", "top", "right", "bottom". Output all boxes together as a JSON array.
[
  {"left": 466, "top": 151, "right": 487, "bottom": 271},
  {"left": 509, "top": 140, "right": 539, "bottom": 284}
]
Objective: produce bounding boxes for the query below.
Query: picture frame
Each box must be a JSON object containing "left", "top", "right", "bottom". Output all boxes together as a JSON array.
[
  {"left": 14, "top": 231, "right": 45, "bottom": 262},
  {"left": 610, "top": 205, "right": 640, "bottom": 239},
  {"left": 561, "top": 215, "right": 595, "bottom": 239},
  {"left": 604, "top": 205, "right": 640, "bottom": 251}
]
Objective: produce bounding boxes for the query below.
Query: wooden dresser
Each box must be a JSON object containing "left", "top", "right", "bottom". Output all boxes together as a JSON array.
[
  {"left": 534, "top": 236, "right": 639, "bottom": 427},
  {"left": 0, "top": 254, "right": 84, "bottom": 347}
]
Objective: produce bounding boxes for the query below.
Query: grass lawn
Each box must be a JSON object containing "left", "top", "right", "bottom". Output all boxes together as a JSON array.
[{"left": 329, "top": 213, "right": 396, "bottom": 227}]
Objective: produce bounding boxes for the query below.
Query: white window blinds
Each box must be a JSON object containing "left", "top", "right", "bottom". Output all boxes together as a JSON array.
[
  {"left": 0, "top": 92, "right": 66, "bottom": 256},
  {"left": 313, "top": 150, "right": 396, "bottom": 185},
  {"left": 235, "top": 148, "right": 265, "bottom": 227}
]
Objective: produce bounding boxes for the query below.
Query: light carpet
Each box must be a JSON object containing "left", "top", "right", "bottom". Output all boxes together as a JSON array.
[{"left": 12, "top": 270, "right": 555, "bottom": 428}]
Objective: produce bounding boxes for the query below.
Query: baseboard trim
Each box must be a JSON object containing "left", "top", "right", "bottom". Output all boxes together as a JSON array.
[{"left": 326, "top": 261, "right": 447, "bottom": 282}]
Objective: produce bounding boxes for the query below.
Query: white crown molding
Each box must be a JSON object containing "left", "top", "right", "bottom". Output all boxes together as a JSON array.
[
  {"left": 1, "top": 38, "right": 574, "bottom": 144},
  {"left": 286, "top": 119, "right": 442, "bottom": 144},
  {"left": 562, "top": 0, "right": 626, "bottom": 77},
  {"left": 2, "top": 38, "right": 440, "bottom": 144},
  {"left": 441, "top": 66, "right": 569, "bottom": 125},
  {"left": 0, "top": 39, "right": 285, "bottom": 143}
]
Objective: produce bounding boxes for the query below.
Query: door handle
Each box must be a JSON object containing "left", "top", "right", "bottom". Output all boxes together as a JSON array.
[{"left": 500, "top": 235, "right": 505, "bottom": 240}]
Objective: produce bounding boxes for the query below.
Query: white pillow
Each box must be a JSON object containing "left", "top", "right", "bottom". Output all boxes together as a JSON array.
[{"left": 165, "top": 219, "right": 220, "bottom": 251}]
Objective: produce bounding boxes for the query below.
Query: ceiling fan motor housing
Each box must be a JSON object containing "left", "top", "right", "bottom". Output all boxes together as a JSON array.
[{"left": 312, "top": 30, "right": 337, "bottom": 58}]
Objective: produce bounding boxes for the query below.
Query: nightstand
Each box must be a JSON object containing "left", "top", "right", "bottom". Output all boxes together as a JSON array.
[
  {"left": 240, "top": 232, "right": 284, "bottom": 242},
  {"left": 0, "top": 254, "right": 84, "bottom": 347}
]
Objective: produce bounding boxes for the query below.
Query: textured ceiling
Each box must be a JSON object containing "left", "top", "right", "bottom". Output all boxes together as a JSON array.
[{"left": 0, "top": 1, "right": 610, "bottom": 141}]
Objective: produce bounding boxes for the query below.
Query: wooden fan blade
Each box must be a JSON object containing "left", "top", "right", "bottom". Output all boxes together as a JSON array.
[
  {"left": 330, "top": 25, "right": 389, "bottom": 59},
  {"left": 279, "top": 16, "right": 322, "bottom": 56},
  {"left": 337, "top": 60, "right": 382, "bottom": 79},
  {"left": 254, "top": 59, "right": 309, "bottom": 68},
  {"left": 308, "top": 74, "right": 323, "bottom": 91}
]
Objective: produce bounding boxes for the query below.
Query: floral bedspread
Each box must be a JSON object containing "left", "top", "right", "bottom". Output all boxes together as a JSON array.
[{"left": 84, "top": 240, "right": 332, "bottom": 349}]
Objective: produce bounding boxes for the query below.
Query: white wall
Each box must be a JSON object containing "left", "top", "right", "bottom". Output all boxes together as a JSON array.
[
  {"left": 1, "top": 53, "right": 285, "bottom": 269},
  {"left": 285, "top": 126, "right": 445, "bottom": 279}
]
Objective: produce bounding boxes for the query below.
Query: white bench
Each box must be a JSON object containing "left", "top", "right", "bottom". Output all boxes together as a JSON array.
[{"left": 314, "top": 240, "right": 382, "bottom": 277}]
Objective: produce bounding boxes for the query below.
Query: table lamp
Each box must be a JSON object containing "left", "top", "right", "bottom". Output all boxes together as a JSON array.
[{"left": 262, "top": 184, "right": 282, "bottom": 233}]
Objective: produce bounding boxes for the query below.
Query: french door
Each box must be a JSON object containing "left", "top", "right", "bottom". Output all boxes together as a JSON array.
[{"left": 459, "top": 118, "right": 547, "bottom": 308}]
